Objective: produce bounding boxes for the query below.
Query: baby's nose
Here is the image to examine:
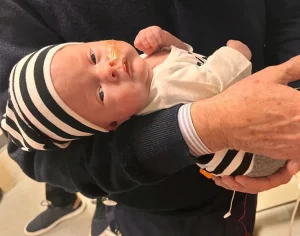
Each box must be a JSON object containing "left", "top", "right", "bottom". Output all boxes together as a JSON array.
[
  {"left": 98, "top": 61, "right": 118, "bottom": 82},
  {"left": 109, "top": 58, "right": 123, "bottom": 70}
]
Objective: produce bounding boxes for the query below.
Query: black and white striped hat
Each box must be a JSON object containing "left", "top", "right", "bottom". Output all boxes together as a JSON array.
[{"left": 1, "top": 44, "right": 108, "bottom": 151}]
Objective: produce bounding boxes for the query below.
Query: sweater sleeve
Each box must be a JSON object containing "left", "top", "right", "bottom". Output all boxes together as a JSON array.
[
  {"left": 6, "top": 105, "right": 194, "bottom": 198},
  {"left": 0, "top": 0, "right": 195, "bottom": 198}
]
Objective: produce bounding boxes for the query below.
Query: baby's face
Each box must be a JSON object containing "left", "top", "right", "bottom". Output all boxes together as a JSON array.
[{"left": 51, "top": 40, "right": 152, "bottom": 130}]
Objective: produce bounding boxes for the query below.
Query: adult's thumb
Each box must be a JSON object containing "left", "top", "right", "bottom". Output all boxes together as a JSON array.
[
  {"left": 286, "top": 160, "right": 300, "bottom": 176},
  {"left": 275, "top": 55, "right": 300, "bottom": 85}
]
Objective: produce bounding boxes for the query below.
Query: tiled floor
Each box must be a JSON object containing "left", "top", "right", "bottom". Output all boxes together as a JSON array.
[
  {"left": 0, "top": 146, "right": 96, "bottom": 236},
  {"left": 255, "top": 202, "right": 300, "bottom": 236},
  {"left": 1, "top": 144, "right": 300, "bottom": 236},
  {"left": 0, "top": 177, "right": 96, "bottom": 236}
]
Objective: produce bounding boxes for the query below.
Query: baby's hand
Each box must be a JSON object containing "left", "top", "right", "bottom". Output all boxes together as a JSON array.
[
  {"left": 227, "top": 40, "right": 252, "bottom": 61},
  {"left": 134, "top": 26, "right": 167, "bottom": 55}
]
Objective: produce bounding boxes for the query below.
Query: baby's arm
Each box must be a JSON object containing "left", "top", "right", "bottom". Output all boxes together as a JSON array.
[
  {"left": 200, "top": 40, "right": 252, "bottom": 93},
  {"left": 226, "top": 40, "right": 252, "bottom": 61},
  {"left": 134, "top": 26, "right": 188, "bottom": 55}
]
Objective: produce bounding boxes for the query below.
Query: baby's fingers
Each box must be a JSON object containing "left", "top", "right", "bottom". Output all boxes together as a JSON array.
[
  {"left": 145, "top": 31, "right": 159, "bottom": 50},
  {"left": 134, "top": 35, "right": 148, "bottom": 51},
  {"left": 134, "top": 36, "right": 156, "bottom": 55},
  {"left": 150, "top": 26, "right": 164, "bottom": 47}
]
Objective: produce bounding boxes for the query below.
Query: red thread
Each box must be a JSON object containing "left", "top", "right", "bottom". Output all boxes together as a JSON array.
[{"left": 238, "top": 193, "right": 249, "bottom": 236}]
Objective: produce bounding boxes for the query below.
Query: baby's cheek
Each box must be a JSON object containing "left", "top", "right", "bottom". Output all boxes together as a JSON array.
[
  {"left": 114, "top": 91, "right": 138, "bottom": 116},
  {"left": 132, "top": 59, "right": 147, "bottom": 77}
]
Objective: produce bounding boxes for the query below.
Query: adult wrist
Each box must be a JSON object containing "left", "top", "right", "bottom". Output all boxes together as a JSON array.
[{"left": 190, "top": 98, "right": 228, "bottom": 152}]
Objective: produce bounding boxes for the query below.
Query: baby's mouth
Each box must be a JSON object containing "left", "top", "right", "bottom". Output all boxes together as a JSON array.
[{"left": 123, "top": 59, "right": 130, "bottom": 76}]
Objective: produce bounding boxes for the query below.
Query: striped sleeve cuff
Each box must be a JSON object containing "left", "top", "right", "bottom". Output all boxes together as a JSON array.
[{"left": 178, "top": 103, "right": 212, "bottom": 156}]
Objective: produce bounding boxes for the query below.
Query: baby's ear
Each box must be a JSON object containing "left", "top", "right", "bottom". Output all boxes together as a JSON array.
[
  {"left": 107, "top": 121, "right": 118, "bottom": 130},
  {"left": 108, "top": 117, "right": 131, "bottom": 130}
]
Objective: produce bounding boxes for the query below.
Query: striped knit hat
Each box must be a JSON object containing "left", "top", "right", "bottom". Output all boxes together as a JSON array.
[{"left": 1, "top": 44, "right": 108, "bottom": 151}]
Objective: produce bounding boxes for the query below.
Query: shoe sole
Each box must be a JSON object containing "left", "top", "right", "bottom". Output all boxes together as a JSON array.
[{"left": 24, "top": 200, "right": 86, "bottom": 236}]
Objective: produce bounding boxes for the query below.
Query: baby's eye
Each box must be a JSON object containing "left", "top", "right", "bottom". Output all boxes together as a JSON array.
[
  {"left": 90, "top": 52, "right": 97, "bottom": 65},
  {"left": 99, "top": 88, "right": 104, "bottom": 102}
]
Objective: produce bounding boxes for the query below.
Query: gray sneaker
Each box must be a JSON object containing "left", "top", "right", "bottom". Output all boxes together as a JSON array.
[{"left": 24, "top": 199, "right": 86, "bottom": 236}]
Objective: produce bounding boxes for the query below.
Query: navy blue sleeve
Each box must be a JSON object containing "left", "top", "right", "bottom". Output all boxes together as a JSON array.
[
  {"left": 7, "top": 106, "right": 194, "bottom": 198},
  {"left": 0, "top": 0, "right": 194, "bottom": 198}
]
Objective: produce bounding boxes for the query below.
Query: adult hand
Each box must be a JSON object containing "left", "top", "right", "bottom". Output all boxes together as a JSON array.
[
  {"left": 212, "top": 160, "right": 300, "bottom": 194},
  {"left": 191, "top": 56, "right": 300, "bottom": 160}
]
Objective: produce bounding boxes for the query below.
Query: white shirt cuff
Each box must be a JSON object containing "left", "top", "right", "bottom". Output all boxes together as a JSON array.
[{"left": 178, "top": 103, "right": 212, "bottom": 156}]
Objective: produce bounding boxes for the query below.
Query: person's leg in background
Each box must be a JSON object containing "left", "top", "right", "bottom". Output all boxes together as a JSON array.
[
  {"left": 1, "top": 128, "right": 88, "bottom": 235},
  {"left": 108, "top": 216, "right": 119, "bottom": 235},
  {"left": 91, "top": 198, "right": 118, "bottom": 236},
  {"left": 1, "top": 129, "right": 114, "bottom": 236},
  {"left": 24, "top": 185, "right": 118, "bottom": 236},
  {"left": 24, "top": 183, "right": 86, "bottom": 236}
]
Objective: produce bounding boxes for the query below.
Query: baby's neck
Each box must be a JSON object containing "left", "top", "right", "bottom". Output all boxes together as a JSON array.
[{"left": 143, "top": 50, "right": 170, "bottom": 70}]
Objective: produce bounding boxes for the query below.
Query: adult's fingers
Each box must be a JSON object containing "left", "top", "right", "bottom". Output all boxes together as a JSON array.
[
  {"left": 262, "top": 55, "right": 300, "bottom": 85},
  {"left": 235, "top": 167, "right": 292, "bottom": 193},
  {"left": 286, "top": 160, "right": 300, "bottom": 175},
  {"left": 214, "top": 175, "right": 256, "bottom": 193},
  {"left": 213, "top": 176, "right": 232, "bottom": 191},
  {"left": 219, "top": 175, "right": 245, "bottom": 191},
  {"left": 215, "top": 161, "right": 300, "bottom": 194}
]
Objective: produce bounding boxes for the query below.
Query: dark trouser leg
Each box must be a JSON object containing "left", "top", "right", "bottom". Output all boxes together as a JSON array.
[
  {"left": 90, "top": 199, "right": 117, "bottom": 236},
  {"left": 114, "top": 192, "right": 256, "bottom": 236},
  {"left": 109, "top": 216, "right": 119, "bottom": 233},
  {"left": 45, "top": 183, "right": 77, "bottom": 207}
]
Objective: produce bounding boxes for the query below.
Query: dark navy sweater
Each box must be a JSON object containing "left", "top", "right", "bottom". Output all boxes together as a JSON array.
[{"left": 0, "top": 0, "right": 300, "bottom": 211}]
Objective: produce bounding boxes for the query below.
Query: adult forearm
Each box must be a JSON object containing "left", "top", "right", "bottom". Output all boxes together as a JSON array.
[{"left": 190, "top": 56, "right": 300, "bottom": 161}]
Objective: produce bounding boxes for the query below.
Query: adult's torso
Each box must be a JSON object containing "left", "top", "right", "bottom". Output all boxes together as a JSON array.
[
  {"left": 31, "top": 0, "right": 267, "bottom": 210},
  {"left": 31, "top": 0, "right": 266, "bottom": 72}
]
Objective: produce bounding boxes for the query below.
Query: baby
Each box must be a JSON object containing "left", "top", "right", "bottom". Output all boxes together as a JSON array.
[{"left": 2, "top": 26, "right": 285, "bottom": 178}]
